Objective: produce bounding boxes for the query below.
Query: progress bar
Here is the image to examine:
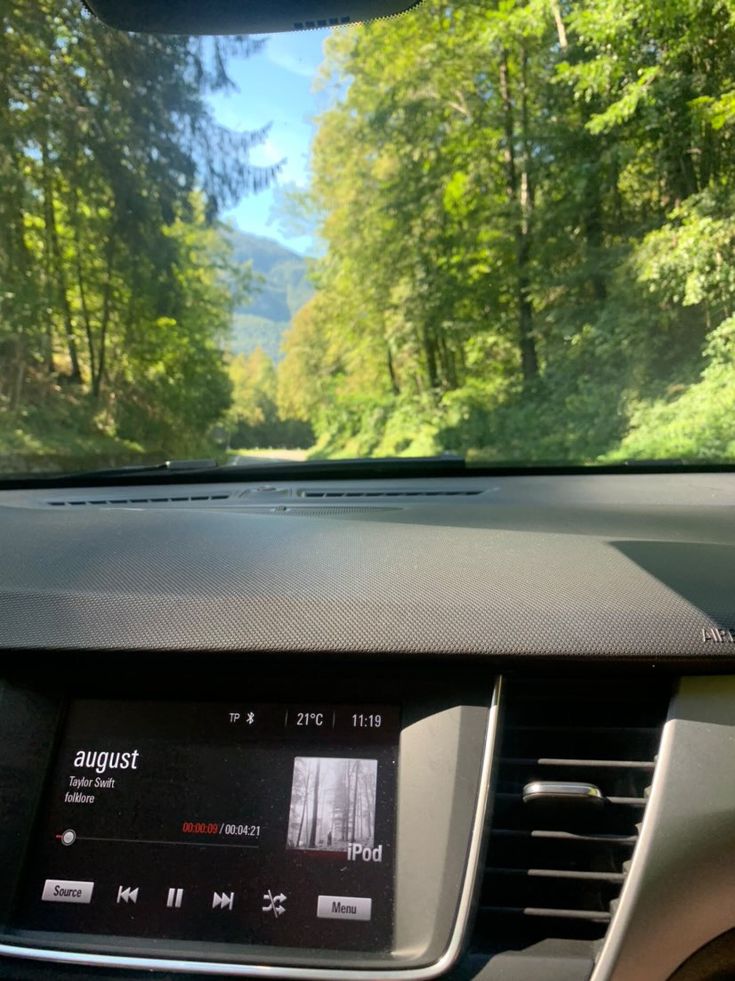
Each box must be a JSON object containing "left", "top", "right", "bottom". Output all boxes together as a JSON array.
[{"left": 57, "top": 834, "right": 259, "bottom": 850}]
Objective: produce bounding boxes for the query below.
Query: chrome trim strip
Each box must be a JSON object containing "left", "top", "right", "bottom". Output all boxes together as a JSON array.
[
  {"left": 0, "top": 679, "right": 502, "bottom": 979},
  {"left": 589, "top": 688, "right": 674, "bottom": 981}
]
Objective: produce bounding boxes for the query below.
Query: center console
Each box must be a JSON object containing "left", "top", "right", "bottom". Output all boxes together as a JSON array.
[{"left": 0, "top": 660, "right": 497, "bottom": 978}]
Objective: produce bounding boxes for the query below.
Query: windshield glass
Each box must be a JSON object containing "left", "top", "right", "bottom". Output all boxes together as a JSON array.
[{"left": 2, "top": 0, "right": 734, "bottom": 473}]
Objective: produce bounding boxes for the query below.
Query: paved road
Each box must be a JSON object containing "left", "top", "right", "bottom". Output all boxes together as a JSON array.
[{"left": 231, "top": 448, "right": 309, "bottom": 463}]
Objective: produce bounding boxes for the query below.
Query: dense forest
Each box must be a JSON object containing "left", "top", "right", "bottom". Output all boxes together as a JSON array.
[
  {"left": 277, "top": 0, "right": 735, "bottom": 462},
  {"left": 287, "top": 757, "right": 377, "bottom": 852},
  {"left": 0, "top": 0, "right": 281, "bottom": 470},
  {"left": 2, "top": 0, "right": 735, "bottom": 469}
]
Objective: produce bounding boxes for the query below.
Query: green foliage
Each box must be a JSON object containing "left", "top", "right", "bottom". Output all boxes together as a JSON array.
[
  {"left": 114, "top": 198, "right": 240, "bottom": 449},
  {"left": 5, "top": 0, "right": 735, "bottom": 469},
  {"left": 635, "top": 192, "right": 735, "bottom": 313},
  {"left": 278, "top": 0, "right": 735, "bottom": 464},
  {"left": 0, "top": 388, "right": 146, "bottom": 474},
  {"left": 606, "top": 318, "right": 735, "bottom": 461},
  {"left": 231, "top": 314, "right": 291, "bottom": 362},
  {"left": 227, "top": 348, "right": 313, "bottom": 449},
  {"left": 0, "top": 0, "right": 276, "bottom": 470}
]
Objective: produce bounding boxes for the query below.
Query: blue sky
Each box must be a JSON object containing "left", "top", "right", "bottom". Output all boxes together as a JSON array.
[{"left": 207, "top": 29, "right": 333, "bottom": 256}]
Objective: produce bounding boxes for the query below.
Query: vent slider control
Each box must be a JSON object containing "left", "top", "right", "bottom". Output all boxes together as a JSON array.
[{"left": 523, "top": 781, "right": 604, "bottom": 806}]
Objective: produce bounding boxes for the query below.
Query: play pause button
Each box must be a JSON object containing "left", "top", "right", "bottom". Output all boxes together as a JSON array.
[{"left": 166, "top": 887, "right": 184, "bottom": 908}]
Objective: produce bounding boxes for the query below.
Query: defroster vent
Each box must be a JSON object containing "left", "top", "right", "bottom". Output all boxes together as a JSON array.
[{"left": 474, "top": 677, "right": 670, "bottom": 953}]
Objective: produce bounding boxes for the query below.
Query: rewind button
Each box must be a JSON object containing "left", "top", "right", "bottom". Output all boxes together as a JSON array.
[{"left": 116, "top": 885, "right": 139, "bottom": 905}]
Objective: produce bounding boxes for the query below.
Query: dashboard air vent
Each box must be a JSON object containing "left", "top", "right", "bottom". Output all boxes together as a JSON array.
[
  {"left": 237, "top": 505, "right": 402, "bottom": 516},
  {"left": 297, "top": 489, "right": 484, "bottom": 499},
  {"left": 46, "top": 493, "right": 232, "bottom": 507},
  {"left": 474, "top": 677, "right": 669, "bottom": 953}
]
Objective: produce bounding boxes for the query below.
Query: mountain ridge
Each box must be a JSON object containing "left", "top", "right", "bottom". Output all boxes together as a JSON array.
[{"left": 227, "top": 229, "right": 313, "bottom": 362}]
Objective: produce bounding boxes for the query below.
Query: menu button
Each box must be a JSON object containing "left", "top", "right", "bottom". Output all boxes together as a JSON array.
[
  {"left": 42, "top": 879, "right": 94, "bottom": 904},
  {"left": 317, "top": 895, "right": 371, "bottom": 922}
]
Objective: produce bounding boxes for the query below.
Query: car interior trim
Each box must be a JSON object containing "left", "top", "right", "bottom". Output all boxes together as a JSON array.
[{"left": 591, "top": 675, "right": 735, "bottom": 981}]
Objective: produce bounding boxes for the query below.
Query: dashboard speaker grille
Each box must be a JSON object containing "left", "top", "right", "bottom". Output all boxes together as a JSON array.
[{"left": 474, "top": 677, "right": 670, "bottom": 953}]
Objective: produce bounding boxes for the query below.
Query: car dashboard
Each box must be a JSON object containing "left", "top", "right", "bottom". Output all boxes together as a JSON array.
[{"left": 0, "top": 471, "right": 734, "bottom": 981}]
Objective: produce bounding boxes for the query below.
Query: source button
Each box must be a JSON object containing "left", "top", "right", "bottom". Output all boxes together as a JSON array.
[
  {"left": 317, "top": 895, "right": 371, "bottom": 922},
  {"left": 41, "top": 879, "right": 94, "bottom": 904}
]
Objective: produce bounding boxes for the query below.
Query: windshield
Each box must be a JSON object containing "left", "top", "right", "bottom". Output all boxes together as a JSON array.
[{"left": 2, "top": 0, "right": 734, "bottom": 474}]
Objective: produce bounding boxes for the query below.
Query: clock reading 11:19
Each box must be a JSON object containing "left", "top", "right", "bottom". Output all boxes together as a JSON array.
[{"left": 352, "top": 713, "right": 382, "bottom": 728}]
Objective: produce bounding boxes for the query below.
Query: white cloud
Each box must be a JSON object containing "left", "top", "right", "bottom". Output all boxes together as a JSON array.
[
  {"left": 253, "top": 137, "right": 286, "bottom": 166},
  {"left": 251, "top": 129, "right": 310, "bottom": 188}
]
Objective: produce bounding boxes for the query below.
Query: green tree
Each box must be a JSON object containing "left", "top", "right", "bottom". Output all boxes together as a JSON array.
[
  {"left": 285, "top": 0, "right": 735, "bottom": 462},
  {"left": 0, "top": 0, "right": 277, "bottom": 466}
]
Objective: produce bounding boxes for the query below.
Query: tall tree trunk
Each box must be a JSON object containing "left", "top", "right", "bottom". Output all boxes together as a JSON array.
[
  {"left": 308, "top": 760, "right": 321, "bottom": 849},
  {"left": 344, "top": 764, "right": 352, "bottom": 842},
  {"left": 10, "top": 337, "right": 25, "bottom": 411},
  {"left": 296, "top": 770, "right": 310, "bottom": 847},
  {"left": 42, "top": 202, "right": 55, "bottom": 375},
  {"left": 350, "top": 761, "right": 360, "bottom": 841},
  {"left": 668, "top": 56, "right": 699, "bottom": 204},
  {"left": 41, "top": 139, "right": 82, "bottom": 384},
  {"left": 0, "top": 65, "right": 38, "bottom": 394},
  {"left": 611, "top": 151, "right": 624, "bottom": 231},
  {"left": 92, "top": 233, "right": 117, "bottom": 398},
  {"left": 584, "top": 180, "right": 607, "bottom": 303},
  {"left": 549, "top": 0, "right": 568, "bottom": 50},
  {"left": 421, "top": 322, "right": 440, "bottom": 391},
  {"left": 385, "top": 341, "right": 400, "bottom": 396},
  {"left": 519, "top": 48, "right": 538, "bottom": 381},
  {"left": 516, "top": 244, "right": 536, "bottom": 381},
  {"left": 438, "top": 329, "right": 458, "bottom": 389},
  {"left": 365, "top": 778, "right": 375, "bottom": 840},
  {"left": 70, "top": 180, "right": 96, "bottom": 381},
  {"left": 501, "top": 49, "right": 538, "bottom": 384}
]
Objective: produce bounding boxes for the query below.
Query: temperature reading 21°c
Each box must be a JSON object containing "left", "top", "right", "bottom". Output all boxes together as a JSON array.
[{"left": 352, "top": 713, "right": 382, "bottom": 728}]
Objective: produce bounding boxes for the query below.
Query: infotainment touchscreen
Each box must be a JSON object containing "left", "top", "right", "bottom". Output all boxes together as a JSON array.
[{"left": 15, "top": 701, "right": 399, "bottom": 952}]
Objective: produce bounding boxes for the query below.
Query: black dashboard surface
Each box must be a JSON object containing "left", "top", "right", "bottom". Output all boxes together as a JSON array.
[
  {"left": 2, "top": 471, "right": 735, "bottom": 981},
  {"left": 0, "top": 472, "right": 733, "bottom": 658}
]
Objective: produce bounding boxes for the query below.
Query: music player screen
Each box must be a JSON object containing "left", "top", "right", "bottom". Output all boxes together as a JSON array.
[{"left": 15, "top": 700, "right": 399, "bottom": 951}]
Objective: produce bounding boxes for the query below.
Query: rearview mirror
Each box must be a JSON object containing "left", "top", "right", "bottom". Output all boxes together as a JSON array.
[{"left": 82, "top": 0, "right": 421, "bottom": 35}]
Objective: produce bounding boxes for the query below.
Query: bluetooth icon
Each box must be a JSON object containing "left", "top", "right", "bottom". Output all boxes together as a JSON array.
[{"left": 246, "top": 712, "right": 255, "bottom": 725}]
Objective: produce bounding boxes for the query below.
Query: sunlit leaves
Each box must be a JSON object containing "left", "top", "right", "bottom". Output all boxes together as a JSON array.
[
  {"left": 0, "top": 0, "right": 272, "bottom": 461},
  {"left": 285, "top": 0, "right": 735, "bottom": 462}
]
